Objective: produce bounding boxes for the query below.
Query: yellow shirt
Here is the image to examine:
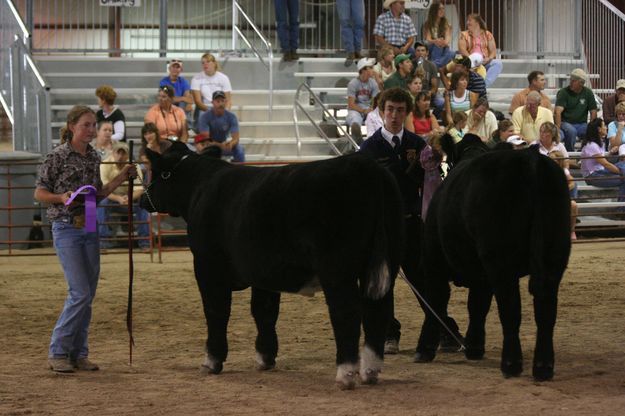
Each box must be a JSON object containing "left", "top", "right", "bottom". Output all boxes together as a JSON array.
[
  {"left": 100, "top": 156, "right": 144, "bottom": 197},
  {"left": 511, "top": 106, "right": 554, "bottom": 143}
]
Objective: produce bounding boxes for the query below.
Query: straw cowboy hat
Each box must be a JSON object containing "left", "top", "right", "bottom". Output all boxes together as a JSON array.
[{"left": 384, "top": 0, "right": 400, "bottom": 9}]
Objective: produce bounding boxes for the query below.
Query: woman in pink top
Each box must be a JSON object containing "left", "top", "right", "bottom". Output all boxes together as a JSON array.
[
  {"left": 144, "top": 86, "right": 188, "bottom": 142},
  {"left": 458, "top": 13, "right": 502, "bottom": 87},
  {"left": 581, "top": 118, "right": 625, "bottom": 201}
]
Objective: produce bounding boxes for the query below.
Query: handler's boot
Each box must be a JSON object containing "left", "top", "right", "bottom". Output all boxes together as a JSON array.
[{"left": 48, "top": 357, "right": 75, "bottom": 373}]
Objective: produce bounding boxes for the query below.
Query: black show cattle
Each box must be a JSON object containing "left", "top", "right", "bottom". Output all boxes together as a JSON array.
[
  {"left": 140, "top": 141, "right": 404, "bottom": 389},
  {"left": 415, "top": 148, "right": 571, "bottom": 381}
]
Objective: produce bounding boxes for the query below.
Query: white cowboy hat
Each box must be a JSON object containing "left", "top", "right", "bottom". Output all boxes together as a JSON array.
[{"left": 383, "top": 0, "right": 400, "bottom": 9}]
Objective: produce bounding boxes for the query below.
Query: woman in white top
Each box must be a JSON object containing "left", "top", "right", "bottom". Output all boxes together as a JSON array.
[
  {"left": 365, "top": 95, "right": 383, "bottom": 137},
  {"left": 532, "top": 121, "right": 569, "bottom": 159},
  {"left": 372, "top": 46, "right": 396, "bottom": 91},
  {"left": 463, "top": 97, "right": 497, "bottom": 142},
  {"left": 191, "top": 53, "right": 233, "bottom": 122}
]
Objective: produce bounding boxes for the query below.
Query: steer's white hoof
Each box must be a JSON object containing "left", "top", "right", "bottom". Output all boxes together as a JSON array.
[
  {"left": 255, "top": 352, "right": 276, "bottom": 371},
  {"left": 360, "top": 345, "right": 383, "bottom": 385},
  {"left": 200, "top": 353, "right": 223, "bottom": 375},
  {"left": 335, "top": 363, "right": 359, "bottom": 390}
]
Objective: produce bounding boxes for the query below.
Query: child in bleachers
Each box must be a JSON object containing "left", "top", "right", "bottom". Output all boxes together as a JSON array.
[
  {"left": 550, "top": 150, "right": 578, "bottom": 240},
  {"left": 490, "top": 119, "right": 516, "bottom": 146},
  {"left": 420, "top": 131, "right": 445, "bottom": 219},
  {"left": 447, "top": 111, "right": 467, "bottom": 143}
]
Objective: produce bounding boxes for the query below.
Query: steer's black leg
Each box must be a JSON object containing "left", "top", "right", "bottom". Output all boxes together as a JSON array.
[
  {"left": 360, "top": 286, "right": 393, "bottom": 385},
  {"left": 464, "top": 281, "right": 493, "bottom": 360},
  {"left": 494, "top": 279, "right": 523, "bottom": 378},
  {"left": 322, "top": 278, "right": 362, "bottom": 390},
  {"left": 251, "top": 287, "right": 281, "bottom": 371},
  {"left": 531, "top": 278, "right": 559, "bottom": 381},
  {"left": 194, "top": 256, "right": 231, "bottom": 375},
  {"left": 415, "top": 275, "right": 450, "bottom": 363}
]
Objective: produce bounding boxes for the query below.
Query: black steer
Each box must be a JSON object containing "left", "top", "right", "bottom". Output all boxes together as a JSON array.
[
  {"left": 416, "top": 148, "right": 571, "bottom": 381},
  {"left": 140, "top": 142, "right": 404, "bottom": 389}
]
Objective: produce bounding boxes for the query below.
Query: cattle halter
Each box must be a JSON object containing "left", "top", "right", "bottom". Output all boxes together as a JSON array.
[{"left": 141, "top": 154, "right": 190, "bottom": 212}]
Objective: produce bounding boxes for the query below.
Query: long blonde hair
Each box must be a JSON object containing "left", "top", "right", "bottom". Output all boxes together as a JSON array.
[{"left": 59, "top": 105, "right": 96, "bottom": 144}]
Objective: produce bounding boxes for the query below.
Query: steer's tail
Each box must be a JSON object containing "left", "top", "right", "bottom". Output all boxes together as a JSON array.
[{"left": 363, "top": 169, "right": 404, "bottom": 300}]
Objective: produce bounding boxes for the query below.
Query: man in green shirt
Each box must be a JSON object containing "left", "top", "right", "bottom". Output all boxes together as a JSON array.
[
  {"left": 383, "top": 54, "right": 413, "bottom": 90},
  {"left": 555, "top": 68, "right": 597, "bottom": 151}
]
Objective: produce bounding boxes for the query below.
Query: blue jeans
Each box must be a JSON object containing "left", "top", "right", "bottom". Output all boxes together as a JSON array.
[
  {"left": 225, "top": 143, "right": 246, "bottom": 162},
  {"left": 336, "top": 0, "right": 365, "bottom": 54},
  {"left": 429, "top": 45, "right": 455, "bottom": 68},
  {"left": 484, "top": 59, "right": 503, "bottom": 87},
  {"left": 584, "top": 161, "right": 625, "bottom": 202},
  {"left": 560, "top": 122, "right": 587, "bottom": 151},
  {"left": 274, "top": 0, "right": 299, "bottom": 52},
  {"left": 346, "top": 109, "right": 365, "bottom": 127},
  {"left": 97, "top": 198, "right": 151, "bottom": 247},
  {"left": 49, "top": 221, "right": 100, "bottom": 360}
]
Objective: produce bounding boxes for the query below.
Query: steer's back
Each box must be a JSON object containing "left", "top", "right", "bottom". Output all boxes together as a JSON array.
[{"left": 188, "top": 153, "right": 404, "bottom": 295}]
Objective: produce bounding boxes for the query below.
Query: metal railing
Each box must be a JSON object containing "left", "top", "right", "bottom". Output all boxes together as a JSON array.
[
  {"left": 292, "top": 83, "right": 359, "bottom": 157},
  {"left": 0, "top": 0, "right": 51, "bottom": 154},
  {"left": 232, "top": 0, "right": 273, "bottom": 119}
]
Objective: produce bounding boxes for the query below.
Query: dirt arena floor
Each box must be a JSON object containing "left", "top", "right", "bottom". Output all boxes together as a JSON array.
[{"left": 1, "top": 241, "right": 625, "bottom": 416}]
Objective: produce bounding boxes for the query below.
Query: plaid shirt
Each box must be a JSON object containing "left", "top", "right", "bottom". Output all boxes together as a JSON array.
[
  {"left": 36, "top": 142, "right": 103, "bottom": 222},
  {"left": 373, "top": 11, "right": 418, "bottom": 47}
]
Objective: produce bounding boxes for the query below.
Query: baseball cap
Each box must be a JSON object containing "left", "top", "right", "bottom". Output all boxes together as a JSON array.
[
  {"left": 394, "top": 54, "right": 411, "bottom": 66},
  {"left": 212, "top": 90, "right": 226, "bottom": 100},
  {"left": 194, "top": 132, "right": 210, "bottom": 144},
  {"left": 356, "top": 57, "right": 375, "bottom": 71},
  {"left": 168, "top": 59, "right": 183, "bottom": 69},
  {"left": 570, "top": 68, "right": 587, "bottom": 82},
  {"left": 468, "top": 52, "right": 483, "bottom": 69},
  {"left": 506, "top": 135, "right": 527, "bottom": 146},
  {"left": 619, "top": 144, "right": 625, "bottom": 157},
  {"left": 616, "top": 79, "right": 625, "bottom": 91}
]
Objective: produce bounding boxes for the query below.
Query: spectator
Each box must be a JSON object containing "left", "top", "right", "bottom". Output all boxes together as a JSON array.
[
  {"left": 191, "top": 53, "right": 233, "bottom": 123},
  {"left": 95, "top": 85, "right": 126, "bottom": 142},
  {"left": 405, "top": 91, "right": 442, "bottom": 139},
  {"left": 97, "top": 142, "right": 151, "bottom": 250},
  {"left": 531, "top": 121, "right": 569, "bottom": 161},
  {"left": 447, "top": 110, "right": 467, "bottom": 143},
  {"left": 580, "top": 118, "right": 625, "bottom": 202},
  {"left": 274, "top": 0, "right": 300, "bottom": 62},
  {"left": 444, "top": 70, "right": 478, "bottom": 126},
  {"left": 412, "top": 41, "right": 444, "bottom": 112},
  {"left": 555, "top": 68, "right": 597, "bottom": 151},
  {"left": 159, "top": 58, "right": 193, "bottom": 124},
  {"left": 420, "top": 132, "right": 444, "bottom": 219},
  {"left": 139, "top": 122, "right": 171, "bottom": 165},
  {"left": 548, "top": 150, "right": 579, "bottom": 240},
  {"left": 337, "top": 0, "right": 365, "bottom": 66},
  {"left": 144, "top": 86, "right": 188, "bottom": 143},
  {"left": 463, "top": 97, "right": 497, "bottom": 142},
  {"left": 384, "top": 53, "right": 413, "bottom": 90},
  {"left": 602, "top": 79, "right": 625, "bottom": 125},
  {"left": 441, "top": 55, "right": 487, "bottom": 99},
  {"left": 511, "top": 90, "right": 554, "bottom": 143},
  {"left": 372, "top": 46, "right": 396, "bottom": 90},
  {"left": 373, "top": 0, "right": 418, "bottom": 57},
  {"left": 346, "top": 57, "right": 379, "bottom": 142},
  {"left": 365, "top": 95, "right": 383, "bottom": 138},
  {"left": 406, "top": 73, "right": 423, "bottom": 102},
  {"left": 93, "top": 121, "right": 113, "bottom": 160},
  {"left": 490, "top": 119, "right": 516, "bottom": 146},
  {"left": 358, "top": 87, "right": 461, "bottom": 355},
  {"left": 422, "top": 1, "right": 455, "bottom": 68},
  {"left": 197, "top": 90, "right": 245, "bottom": 162},
  {"left": 35, "top": 105, "right": 136, "bottom": 373},
  {"left": 608, "top": 102, "right": 625, "bottom": 153},
  {"left": 508, "top": 70, "right": 553, "bottom": 114},
  {"left": 458, "top": 13, "right": 503, "bottom": 87}
]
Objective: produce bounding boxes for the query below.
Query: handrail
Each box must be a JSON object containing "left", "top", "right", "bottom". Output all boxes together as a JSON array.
[
  {"left": 5, "top": 0, "right": 29, "bottom": 43},
  {"left": 231, "top": 0, "right": 273, "bottom": 121},
  {"left": 292, "top": 83, "right": 359, "bottom": 157}
]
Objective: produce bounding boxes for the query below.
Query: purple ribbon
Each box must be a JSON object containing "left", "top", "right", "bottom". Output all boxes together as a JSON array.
[{"left": 64, "top": 185, "right": 97, "bottom": 232}]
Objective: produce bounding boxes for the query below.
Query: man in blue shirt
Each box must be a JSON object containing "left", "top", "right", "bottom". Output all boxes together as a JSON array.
[
  {"left": 197, "top": 91, "right": 245, "bottom": 162},
  {"left": 159, "top": 59, "right": 193, "bottom": 124}
]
